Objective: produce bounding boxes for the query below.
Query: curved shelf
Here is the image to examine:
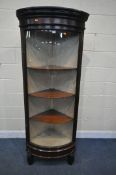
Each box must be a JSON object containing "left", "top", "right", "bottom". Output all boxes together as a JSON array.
[
  {"left": 27, "top": 65, "right": 77, "bottom": 71},
  {"left": 29, "top": 89, "right": 74, "bottom": 98},
  {"left": 30, "top": 109, "right": 72, "bottom": 124}
]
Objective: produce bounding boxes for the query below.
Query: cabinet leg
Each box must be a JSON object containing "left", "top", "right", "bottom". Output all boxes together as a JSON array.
[
  {"left": 27, "top": 151, "right": 34, "bottom": 165},
  {"left": 67, "top": 153, "right": 75, "bottom": 165}
]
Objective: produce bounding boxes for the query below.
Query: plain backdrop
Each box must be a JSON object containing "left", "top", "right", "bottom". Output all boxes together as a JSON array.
[{"left": 0, "top": 0, "right": 116, "bottom": 138}]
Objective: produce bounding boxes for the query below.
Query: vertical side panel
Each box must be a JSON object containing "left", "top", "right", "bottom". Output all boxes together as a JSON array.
[
  {"left": 73, "top": 32, "right": 84, "bottom": 142},
  {"left": 20, "top": 29, "right": 30, "bottom": 145}
]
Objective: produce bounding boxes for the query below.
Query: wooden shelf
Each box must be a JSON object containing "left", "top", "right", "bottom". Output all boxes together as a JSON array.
[
  {"left": 29, "top": 89, "right": 74, "bottom": 98},
  {"left": 27, "top": 65, "right": 77, "bottom": 71},
  {"left": 30, "top": 109, "right": 72, "bottom": 124}
]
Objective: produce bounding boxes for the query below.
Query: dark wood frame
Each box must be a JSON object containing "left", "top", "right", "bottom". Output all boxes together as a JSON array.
[{"left": 16, "top": 6, "right": 89, "bottom": 165}]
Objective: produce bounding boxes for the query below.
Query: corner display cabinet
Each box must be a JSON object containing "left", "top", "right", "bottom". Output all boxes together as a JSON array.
[{"left": 16, "top": 6, "right": 89, "bottom": 165}]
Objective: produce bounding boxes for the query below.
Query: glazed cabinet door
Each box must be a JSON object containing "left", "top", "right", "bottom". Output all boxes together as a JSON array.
[{"left": 26, "top": 29, "right": 79, "bottom": 147}]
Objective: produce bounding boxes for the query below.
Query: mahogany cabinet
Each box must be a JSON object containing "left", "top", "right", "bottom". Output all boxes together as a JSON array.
[{"left": 16, "top": 6, "right": 89, "bottom": 165}]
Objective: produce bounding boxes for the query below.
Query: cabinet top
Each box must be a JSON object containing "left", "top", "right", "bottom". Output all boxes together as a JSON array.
[{"left": 16, "top": 6, "right": 89, "bottom": 22}]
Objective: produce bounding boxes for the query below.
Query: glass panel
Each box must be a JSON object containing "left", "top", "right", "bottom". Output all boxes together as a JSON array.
[
  {"left": 26, "top": 30, "right": 79, "bottom": 147},
  {"left": 26, "top": 30, "right": 79, "bottom": 68}
]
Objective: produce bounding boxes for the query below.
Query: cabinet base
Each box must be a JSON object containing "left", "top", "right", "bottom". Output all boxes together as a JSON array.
[{"left": 26, "top": 142, "right": 75, "bottom": 164}]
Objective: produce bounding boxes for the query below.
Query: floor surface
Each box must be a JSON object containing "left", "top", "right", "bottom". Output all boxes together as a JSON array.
[{"left": 0, "top": 139, "right": 116, "bottom": 175}]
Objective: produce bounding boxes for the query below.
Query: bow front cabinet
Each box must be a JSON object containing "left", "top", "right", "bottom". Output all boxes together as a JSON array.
[{"left": 16, "top": 6, "right": 89, "bottom": 165}]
